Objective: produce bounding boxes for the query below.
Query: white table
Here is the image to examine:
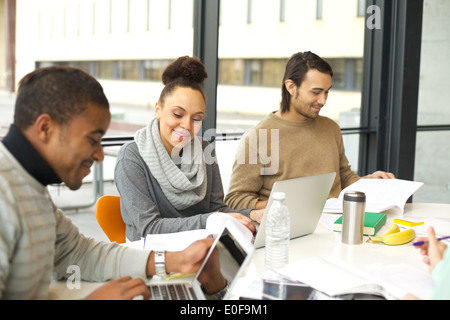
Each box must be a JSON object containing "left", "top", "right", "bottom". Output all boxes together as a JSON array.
[
  {"left": 49, "top": 203, "right": 450, "bottom": 300},
  {"left": 232, "top": 203, "right": 450, "bottom": 300}
]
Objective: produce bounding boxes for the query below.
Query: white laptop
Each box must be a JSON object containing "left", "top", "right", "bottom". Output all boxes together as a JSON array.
[
  {"left": 148, "top": 220, "right": 254, "bottom": 300},
  {"left": 253, "top": 172, "right": 336, "bottom": 249}
]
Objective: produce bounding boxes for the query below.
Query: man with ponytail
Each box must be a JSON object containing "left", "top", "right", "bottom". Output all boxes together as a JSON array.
[{"left": 225, "top": 51, "right": 394, "bottom": 211}]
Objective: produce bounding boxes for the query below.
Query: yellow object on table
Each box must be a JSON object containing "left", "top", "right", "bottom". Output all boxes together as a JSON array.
[{"left": 393, "top": 218, "right": 424, "bottom": 227}]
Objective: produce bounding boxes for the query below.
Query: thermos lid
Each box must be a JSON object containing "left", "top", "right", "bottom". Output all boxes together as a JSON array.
[{"left": 343, "top": 191, "right": 366, "bottom": 202}]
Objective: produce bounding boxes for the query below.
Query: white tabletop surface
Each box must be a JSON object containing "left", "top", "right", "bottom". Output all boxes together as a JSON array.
[
  {"left": 49, "top": 203, "right": 450, "bottom": 300},
  {"left": 232, "top": 203, "right": 450, "bottom": 300}
]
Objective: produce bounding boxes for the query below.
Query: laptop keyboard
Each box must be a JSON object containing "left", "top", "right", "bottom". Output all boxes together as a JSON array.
[{"left": 149, "top": 284, "right": 196, "bottom": 300}]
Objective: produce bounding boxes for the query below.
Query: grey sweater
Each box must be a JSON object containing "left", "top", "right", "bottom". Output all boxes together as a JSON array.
[
  {"left": 114, "top": 140, "right": 251, "bottom": 241},
  {"left": 0, "top": 144, "right": 150, "bottom": 299}
]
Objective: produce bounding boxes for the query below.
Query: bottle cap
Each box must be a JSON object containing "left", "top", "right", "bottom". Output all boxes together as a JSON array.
[
  {"left": 273, "top": 192, "right": 286, "bottom": 200},
  {"left": 343, "top": 191, "right": 366, "bottom": 202}
]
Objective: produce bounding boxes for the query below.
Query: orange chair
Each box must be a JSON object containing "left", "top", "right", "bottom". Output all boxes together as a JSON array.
[{"left": 94, "top": 195, "right": 126, "bottom": 244}]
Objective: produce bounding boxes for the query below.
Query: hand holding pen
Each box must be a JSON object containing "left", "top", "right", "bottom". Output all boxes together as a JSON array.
[
  {"left": 413, "top": 226, "right": 448, "bottom": 273},
  {"left": 413, "top": 236, "right": 450, "bottom": 246}
]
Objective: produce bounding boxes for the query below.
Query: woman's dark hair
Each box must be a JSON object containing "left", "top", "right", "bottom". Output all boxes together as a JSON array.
[
  {"left": 14, "top": 66, "right": 109, "bottom": 130},
  {"left": 280, "top": 51, "right": 333, "bottom": 114},
  {"left": 158, "top": 56, "right": 208, "bottom": 105}
]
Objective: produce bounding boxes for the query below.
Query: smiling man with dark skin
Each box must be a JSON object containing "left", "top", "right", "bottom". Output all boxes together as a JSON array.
[
  {"left": 0, "top": 66, "right": 222, "bottom": 300},
  {"left": 225, "top": 51, "right": 394, "bottom": 218}
]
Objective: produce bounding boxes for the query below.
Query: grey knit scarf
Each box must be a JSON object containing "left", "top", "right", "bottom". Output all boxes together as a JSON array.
[{"left": 134, "top": 118, "right": 207, "bottom": 210}]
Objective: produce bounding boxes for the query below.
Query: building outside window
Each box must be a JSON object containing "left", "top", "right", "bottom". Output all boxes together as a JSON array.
[{"left": 8, "top": 0, "right": 450, "bottom": 203}]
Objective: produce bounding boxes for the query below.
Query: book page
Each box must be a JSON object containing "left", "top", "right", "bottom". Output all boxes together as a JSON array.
[
  {"left": 401, "top": 217, "right": 450, "bottom": 237},
  {"left": 361, "top": 263, "right": 434, "bottom": 300},
  {"left": 143, "top": 212, "right": 253, "bottom": 251},
  {"left": 278, "top": 257, "right": 392, "bottom": 298},
  {"left": 206, "top": 212, "right": 254, "bottom": 242},
  {"left": 144, "top": 229, "right": 209, "bottom": 251},
  {"left": 323, "top": 198, "right": 343, "bottom": 213},
  {"left": 323, "top": 179, "right": 423, "bottom": 213}
]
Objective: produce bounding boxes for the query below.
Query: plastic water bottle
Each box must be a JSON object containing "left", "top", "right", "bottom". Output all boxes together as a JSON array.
[{"left": 264, "top": 192, "right": 290, "bottom": 278}]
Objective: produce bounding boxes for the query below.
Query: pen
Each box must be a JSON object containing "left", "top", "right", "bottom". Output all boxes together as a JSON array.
[{"left": 413, "top": 235, "right": 450, "bottom": 246}]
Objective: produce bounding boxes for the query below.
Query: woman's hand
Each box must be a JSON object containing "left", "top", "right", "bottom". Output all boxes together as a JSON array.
[
  {"left": 414, "top": 226, "right": 447, "bottom": 273},
  {"left": 249, "top": 209, "right": 264, "bottom": 224},
  {"left": 227, "top": 212, "right": 257, "bottom": 234}
]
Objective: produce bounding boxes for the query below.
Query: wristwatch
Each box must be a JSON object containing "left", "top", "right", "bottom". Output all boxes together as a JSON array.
[
  {"left": 154, "top": 250, "right": 167, "bottom": 278},
  {"left": 202, "top": 279, "right": 229, "bottom": 300}
]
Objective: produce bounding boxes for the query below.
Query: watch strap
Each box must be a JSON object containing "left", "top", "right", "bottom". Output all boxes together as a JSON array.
[{"left": 154, "top": 250, "right": 167, "bottom": 278}]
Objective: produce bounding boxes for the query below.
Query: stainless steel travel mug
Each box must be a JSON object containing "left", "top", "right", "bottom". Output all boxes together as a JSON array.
[{"left": 341, "top": 191, "right": 366, "bottom": 245}]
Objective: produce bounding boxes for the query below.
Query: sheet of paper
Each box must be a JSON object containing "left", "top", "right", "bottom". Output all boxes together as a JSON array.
[
  {"left": 144, "top": 229, "right": 209, "bottom": 251},
  {"left": 319, "top": 213, "right": 342, "bottom": 231},
  {"left": 323, "top": 179, "right": 423, "bottom": 213},
  {"left": 323, "top": 198, "right": 343, "bottom": 213},
  {"left": 143, "top": 212, "right": 253, "bottom": 251},
  {"left": 400, "top": 217, "right": 450, "bottom": 238},
  {"left": 341, "top": 179, "right": 422, "bottom": 206},
  {"left": 278, "top": 258, "right": 385, "bottom": 297},
  {"left": 206, "top": 212, "right": 253, "bottom": 242},
  {"left": 362, "top": 263, "right": 434, "bottom": 300},
  {"left": 278, "top": 257, "right": 431, "bottom": 299}
]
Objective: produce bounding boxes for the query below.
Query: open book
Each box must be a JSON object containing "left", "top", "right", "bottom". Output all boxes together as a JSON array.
[
  {"left": 323, "top": 178, "right": 423, "bottom": 214},
  {"left": 277, "top": 257, "right": 433, "bottom": 300},
  {"left": 143, "top": 212, "right": 253, "bottom": 251}
]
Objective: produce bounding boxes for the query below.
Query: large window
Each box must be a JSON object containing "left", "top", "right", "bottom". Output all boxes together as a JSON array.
[
  {"left": 20, "top": 0, "right": 194, "bottom": 112},
  {"left": 413, "top": 0, "right": 450, "bottom": 203},
  {"left": 141, "top": 59, "right": 171, "bottom": 81},
  {"left": 19, "top": 0, "right": 449, "bottom": 204},
  {"left": 37, "top": 59, "right": 173, "bottom": 82},
  {"left": 216, "top": 0, "right": 366, "bottom": 177},
  {"left": 21, "top": 0, "right": 195, "bottom": 208},
  {"left": 216, "top": 0, "right": 366, "bottom": 129},
  {"left": 218, "top": 58, "right": 287, "bottom": 87}
]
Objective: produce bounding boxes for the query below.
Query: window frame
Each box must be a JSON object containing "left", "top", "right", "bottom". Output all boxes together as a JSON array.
[{"left": 193, "top": 0, "right": 428, "bottom": 180}]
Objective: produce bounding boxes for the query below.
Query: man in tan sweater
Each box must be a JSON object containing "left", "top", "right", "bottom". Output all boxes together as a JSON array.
[{"left": 225, "top": 52, "right": 394, "bottom": 219}]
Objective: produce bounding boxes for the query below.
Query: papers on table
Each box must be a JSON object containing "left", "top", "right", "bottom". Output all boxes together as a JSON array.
[
  {"left": 324, "top": 178, "right": 423, "bottom": 213},
  {"left": 143, "top": 212, "right": 253, "bottom": 251},
  {"left": 277, "top": 257, "right": 434, "bottom": 300}
]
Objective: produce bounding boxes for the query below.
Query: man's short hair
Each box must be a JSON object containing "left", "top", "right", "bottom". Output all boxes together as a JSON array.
[
  {"left": 280, "top": 51, "right": 333, "bottom": 114},
  {"left": 14, "top": 66, "right": 109, "bottom": 130}
]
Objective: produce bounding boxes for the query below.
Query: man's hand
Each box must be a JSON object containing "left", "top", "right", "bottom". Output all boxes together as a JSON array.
[
  {"left": 145, "top": 238, "right": 215, "bottom": 277},
  {"left": 84, "top": 276, "right": 150, "bottom": 300},
  {"left": 197, "top": 246, "right": 227, "bottom": 294},
  {"left": 363, "top": 170, "right": 396, "bottom": 179}
]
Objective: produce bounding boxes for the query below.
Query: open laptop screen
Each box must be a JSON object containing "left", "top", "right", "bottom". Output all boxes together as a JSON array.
[{"left": 194, "top": 223, "right": 254, "bottom": 299}]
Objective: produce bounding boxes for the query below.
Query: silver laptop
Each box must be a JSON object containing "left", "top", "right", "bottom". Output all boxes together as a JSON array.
[
  {"left": 148, "top": 220, "right": 254, "bottom": 300},
  {"left": 253, "top": 172, "right": 336, "bottom": 249}
]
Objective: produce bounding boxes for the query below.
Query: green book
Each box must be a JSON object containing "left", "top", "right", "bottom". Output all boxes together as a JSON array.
[{"left": 333, "top": 212, "right": 387, "bottom": 236}]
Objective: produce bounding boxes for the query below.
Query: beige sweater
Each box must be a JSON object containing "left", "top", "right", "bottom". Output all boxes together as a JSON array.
[
  {"left": 224, "top": 112, "right": 359, "bottom": 209},
  {"left": 0, "top": 143, "right": 150, "bottom": 299}
]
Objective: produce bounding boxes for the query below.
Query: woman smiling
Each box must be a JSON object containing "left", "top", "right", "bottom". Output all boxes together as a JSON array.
[{"left": 114, "top": 56, "right": 261, "bottom": 241}]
